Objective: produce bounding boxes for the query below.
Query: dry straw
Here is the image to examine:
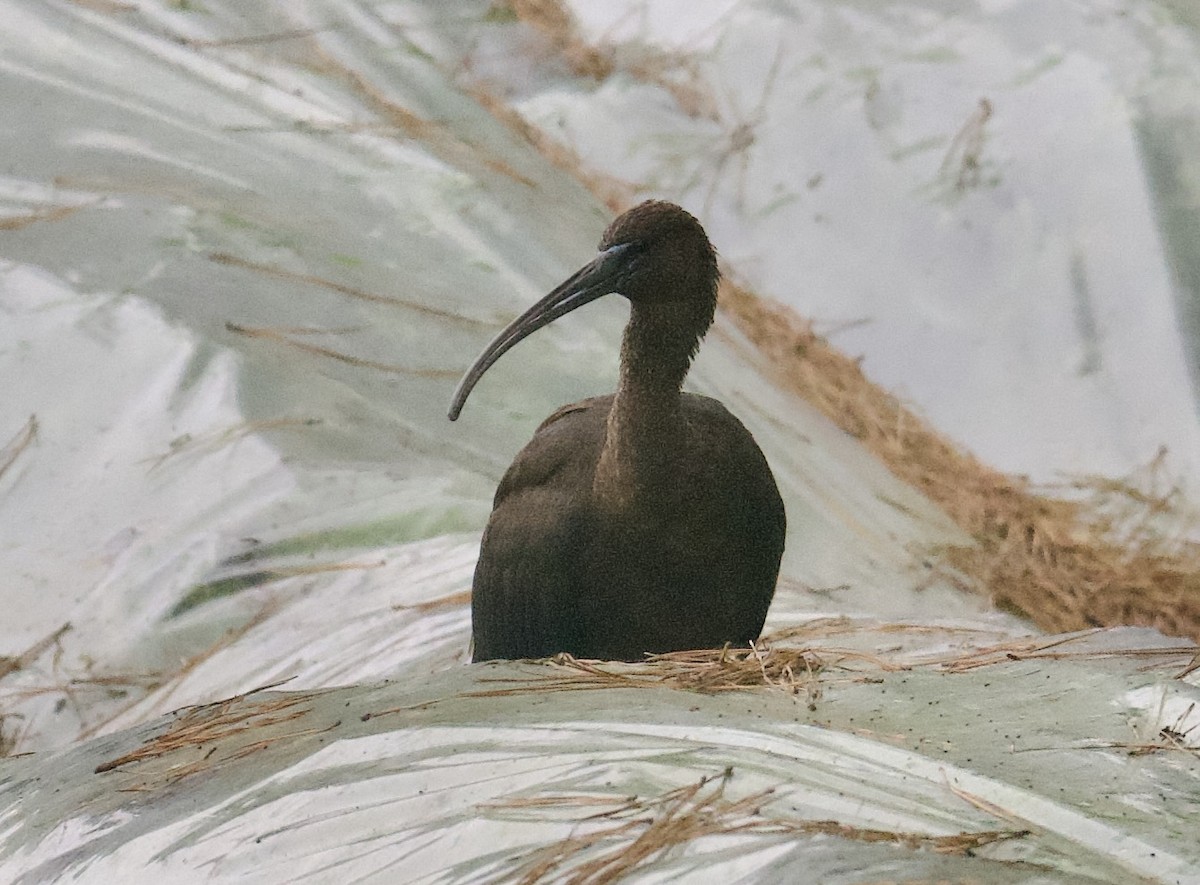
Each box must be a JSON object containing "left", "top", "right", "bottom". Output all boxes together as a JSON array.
[
  {"left": 460, "top": 626, "right": 1197, "bottom": 706},
  {"left": 92, "top": 681, "right": 335, "bottom": 789},
  {"left": 485, "top": 768, "right": 1029, "bottom": 884}
]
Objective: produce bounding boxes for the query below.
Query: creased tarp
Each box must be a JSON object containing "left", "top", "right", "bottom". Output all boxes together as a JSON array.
[
  {"left": 1, "top": 627, "right": 1198, "bottom": 884},
  {"left": 0, "top": 0, "right": 991, "bottom": 756}
]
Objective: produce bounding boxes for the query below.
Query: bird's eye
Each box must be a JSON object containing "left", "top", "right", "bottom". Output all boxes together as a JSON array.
[{"left": 617, "top": 240, "right": 649, "bottom": 268}]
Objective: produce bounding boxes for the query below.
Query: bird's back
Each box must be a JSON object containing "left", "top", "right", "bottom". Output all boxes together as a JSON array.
[{"left": 471, "top": 394, "right": 785, "bottom": 661}]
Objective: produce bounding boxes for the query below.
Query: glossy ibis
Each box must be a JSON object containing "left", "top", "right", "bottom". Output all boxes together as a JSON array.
[{"left": 449, "top": 201, "right": 785, "bottom": 661}]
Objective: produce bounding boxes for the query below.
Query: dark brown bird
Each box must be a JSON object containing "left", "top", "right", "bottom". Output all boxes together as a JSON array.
[{"left": 449, "top": 201, "right": 785, "bottom": 661}]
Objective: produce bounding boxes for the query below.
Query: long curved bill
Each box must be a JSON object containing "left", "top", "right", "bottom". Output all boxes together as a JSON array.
[{"left": 448, "top": 243, "right": 632, "bottom": 420}]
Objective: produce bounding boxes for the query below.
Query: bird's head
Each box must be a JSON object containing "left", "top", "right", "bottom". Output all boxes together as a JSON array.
[
  {"left": 449, "top": 201, "right": 720, "bottom": 421},
  {"left": 598, "top": 200, "right": 718, "bottom": 311}
]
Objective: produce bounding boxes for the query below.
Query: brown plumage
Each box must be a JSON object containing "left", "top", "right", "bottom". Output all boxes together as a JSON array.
[{"left": 449, "top": 201, "right": 785, "bottom": 661}]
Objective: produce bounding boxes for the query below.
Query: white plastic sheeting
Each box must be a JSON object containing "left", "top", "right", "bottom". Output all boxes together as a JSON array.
[
  {"left": 2, "top": 0, "right": 1199, "bottom": 882},
  {"left": 2, "top": 628, "right": 1198, "bottom": 883},
  {"left": 0, "top": 0, "right": 989, "bottom": 756},
  {"left": 540, "top": 0, "right": 1200, "bottom": 485}
]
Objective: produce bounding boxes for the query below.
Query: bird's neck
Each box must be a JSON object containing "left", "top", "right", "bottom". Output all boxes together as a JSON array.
[{"left": 593, "top": 312, "right": 695, "bottom": 514}]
